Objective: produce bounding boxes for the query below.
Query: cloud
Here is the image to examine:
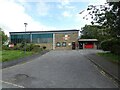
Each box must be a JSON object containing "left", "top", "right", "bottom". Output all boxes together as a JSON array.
[
  {"left": 57, "top": 1, "right": 76, "bottom": 18},
  {"left": 62, "top": 11, "right": 72, "bottom": 17},
  {"left": 57, "top": 4, "right": 76, "bottom": 10},
  {"left": 59, "top": 0, "right": 70, "bottom": 5},
  {"left": 36, "top": 2, "right": 50, "bottom": 16},
  {"left": 17, "top": 0, "right": 51, "bottom": 17},
  {"left": 0, "top": 0, "right": 56, "bottom": 36},
  {"left": 88, "top": 0, "right": 107, "bottom": 5},
  {"left": 57, "top": 0, "right": 76, "bottom": 9}
]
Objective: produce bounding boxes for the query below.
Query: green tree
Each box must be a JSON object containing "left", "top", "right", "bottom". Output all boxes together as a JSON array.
[
  {"left": 81, "top": 2, "right": 120, "bottom": 54},
  {"left": 80, "top": 25, "right": 112, "bottom": 41},
  {"left": 0, "top": 28, "right": 8, "bottom": 44},
  {"left": 82, "top": 1, "right": 120, "bottom": 38}
]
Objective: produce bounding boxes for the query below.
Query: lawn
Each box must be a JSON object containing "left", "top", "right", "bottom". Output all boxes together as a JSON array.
[
  {"left": 1, "top": 50, "right": 33, "bottom": 62},
  {"left": 97, "top": 52, "right": 120, "bottom": 64},
  {"left": 0, "top": 51, "right": 2, "bottom": 62}
]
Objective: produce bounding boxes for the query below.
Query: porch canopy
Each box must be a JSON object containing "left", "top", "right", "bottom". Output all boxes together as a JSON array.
[
  {"left": 78, "top": 39, "right": 98, "bottom": 42},
  {"left": 78, "top": 39, "right": 98, "bottom": 49}
]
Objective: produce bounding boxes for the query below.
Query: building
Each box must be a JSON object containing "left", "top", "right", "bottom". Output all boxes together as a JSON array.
[
  {"left": 78, "top": 39, "right": 98, "bottom": 49},
  {"left": 9, "top": 29, "right": 79, "bottom": 50}
]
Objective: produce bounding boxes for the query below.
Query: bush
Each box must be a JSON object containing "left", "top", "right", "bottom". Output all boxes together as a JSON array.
[
  {"left": 2, "top": 45, "right": 11, "bottom": 50},
  {"left": 25, "top": 44, "right": 34, "bottom": 51},
  {"left": 34, "top": 44, "right": 40, "bottom": 48},
  {"left": 25, "top": 44, "right": 42, "bottom": 52},
  {"left": 100, "top": 40, "right": 111, "bottom": 51},
  {"left": 13, "top": 45, "right": 20, "bottom": 50},
  {"left": 20, "top": 41, "right": 25, "bottom": 48},
  {"left": 32, "top": 47, "right": 42, "bottom": 52},
  {"left": 2, "top": 43, "right": 43, "bottom": 53},
  {"left": 111, "top": 45, "right": 120, "bottom": 55},
  {"left": 101, "top": 38, "right": 120, "bottom": 55}
]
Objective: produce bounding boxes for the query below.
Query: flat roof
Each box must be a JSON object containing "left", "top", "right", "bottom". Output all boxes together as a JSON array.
[
  {"left": 9, "top": 29, "right": 79, "bottom": 34},
  {"left": 78, "top": 39, "right": 98, "bottom": 41}
]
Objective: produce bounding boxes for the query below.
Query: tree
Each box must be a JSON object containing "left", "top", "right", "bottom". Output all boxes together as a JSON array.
[
  {"left": 80, "top": 25, "right": 112, "bottom": 41},
  {"left": 82, "top": 1, "right": 120, "bottom": 38},
  {"left": 0, "top": 28, "right": 8, "bottom": 44},
  {"left": 80, "top": 1, "right": 120, "bottom": 54}
]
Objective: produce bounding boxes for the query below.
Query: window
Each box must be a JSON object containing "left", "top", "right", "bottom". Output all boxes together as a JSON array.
[
  {"left": 32, "top": 33, "right": 53, "bottom": 43},
  {"left": 65, "top": 35, "right": 68, "bottom": 38},
  {"left": 11, "top": 34, "right": 30, "bottom": 43},
  {"left": 56, "top": 42, "right": 61, "bottom": 47},
  {"left": 62, "top": 42, "right": 66, "bottom": 47}
]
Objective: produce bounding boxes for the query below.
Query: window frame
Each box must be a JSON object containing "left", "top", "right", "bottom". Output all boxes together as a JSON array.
[
  {"left": 62, "top": 42, "right": 66, "bottom": 47},
  {"left": 56, "top": 42, "right": 61, "bottom": 47}
]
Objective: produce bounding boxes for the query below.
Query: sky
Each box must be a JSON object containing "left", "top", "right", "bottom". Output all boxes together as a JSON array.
[{"left": 0, "top": 0, "right": 107, "bottom": 36}]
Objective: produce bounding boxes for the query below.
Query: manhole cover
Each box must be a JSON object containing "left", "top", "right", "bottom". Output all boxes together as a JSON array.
[{"left": 14, "top": 74, "right": 29, "bottom": 80}]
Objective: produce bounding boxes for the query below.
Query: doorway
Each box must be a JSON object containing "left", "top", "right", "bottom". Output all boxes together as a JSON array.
[
  {"left": 72, "top": 42, "right": 76, "bottom": 50},
  {"left": 79, "top": 42, "right": 83, "bottom": 49}
]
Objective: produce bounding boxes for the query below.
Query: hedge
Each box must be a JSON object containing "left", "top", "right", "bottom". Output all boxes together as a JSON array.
[{"left": 100, "top": 38, "right": 120, "bottom": 55}]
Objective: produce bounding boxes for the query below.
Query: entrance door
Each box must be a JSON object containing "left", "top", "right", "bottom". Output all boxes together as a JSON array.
[
  {"left": 84, "top": 42, "right": 94, "bottom": 49},
  {"left": 72, "top": 42, "right": 76, "bottom": 50},
  {"left": 79, "top": 42, "right": 83, "bottom": 49}
]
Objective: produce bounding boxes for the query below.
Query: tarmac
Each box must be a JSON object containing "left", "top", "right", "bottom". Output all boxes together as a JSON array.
[
  {"left": 1, "top": 50, "right": 49, "bottom": 69},
  {"left": 1, "top": 49, "right": 120, "bottom": 87},
  {"left": 85, "top": 53, "right": 120, "bottom": 86},
  {"left": 2, "top": 50, "right": 118, "bottom": 88}
]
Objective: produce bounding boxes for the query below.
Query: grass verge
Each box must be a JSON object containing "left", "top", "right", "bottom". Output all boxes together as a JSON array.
[
  {"left": 0, "top": 50, "right": 2, "bottom": 62},
  {"left": 1, "top": 50, "right": 33, "bottom": 62},
  {"left": 97, "top": 52, "right": 120, "bottom": 64}
]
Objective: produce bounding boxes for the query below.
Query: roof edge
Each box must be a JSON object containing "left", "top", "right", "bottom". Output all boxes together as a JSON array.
[{"left": 9, "top": 29, "right": 79, "bottom": 33}]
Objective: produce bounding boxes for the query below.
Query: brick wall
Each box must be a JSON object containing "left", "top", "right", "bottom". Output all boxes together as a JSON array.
[
  {"left": 36, "top": 43, "right": 53, "bottom": 50},
  {"left": 55, "top": 32, "right": 78, "bottom": 50}
]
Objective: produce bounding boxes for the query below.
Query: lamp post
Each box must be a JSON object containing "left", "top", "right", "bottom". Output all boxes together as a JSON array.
[{"left": 24, "top": 23, "right": 28, "bottom": 54}]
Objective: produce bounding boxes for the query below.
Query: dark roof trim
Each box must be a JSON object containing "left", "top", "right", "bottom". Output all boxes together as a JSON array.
[{"left": 9, "top": 29, "right": 79, "bottom": 34}]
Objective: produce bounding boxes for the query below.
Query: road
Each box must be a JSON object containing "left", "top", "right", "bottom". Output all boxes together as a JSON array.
[{"left": 1, "top": 50, "right": 118, "bottom": 88}]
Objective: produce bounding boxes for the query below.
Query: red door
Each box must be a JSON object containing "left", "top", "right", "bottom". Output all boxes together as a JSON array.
[{"left": 84, "top": 43, "right": 94, "bottom": 49}]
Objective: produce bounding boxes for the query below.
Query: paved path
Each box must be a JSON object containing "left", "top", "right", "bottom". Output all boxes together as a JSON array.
[
  {"left": 1, "top": 50, "right": 118, "bottom": 88},
  {"left": 86, "top": 53, "right": 119, "bottom": 83}
]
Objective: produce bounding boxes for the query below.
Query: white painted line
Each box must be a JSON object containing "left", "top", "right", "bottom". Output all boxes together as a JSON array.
[
  {"left": 100, "top": 70, "right": 106, "bottom": 76},
  {"left": 0, "top": 80, "right": 25, "bottom": 88}
]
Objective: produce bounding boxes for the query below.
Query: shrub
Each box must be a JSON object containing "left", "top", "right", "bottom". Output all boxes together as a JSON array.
[
  {"left": 100, "top": 40, "right": 111, "bottom": 51},
  {"left": 35, "top": 45, "right": 40, "bottom": 47},
  {"left": 13, "top": 45, "right": 20, "bottom": 50},
  {"left": 2, "top": 45, "right": 11, "bottom": 50},
  {"left": 32, "top": 47, "right": 42, "bottom": 52},
  {"left": 20, "top": 41, "right": 25, "bottom": 48},
  {"left": 29, "top": 44, "right": 34, "bottom": 51},
  {"left": 101, "top": 38, "right": 120, "bottom": 55},
  {"left": 25, "top": 44, "right": 33, "bottom": 51},
  {"left": 24, "top": 44, "right": 42, "bottom": 52},
  {"left": 111, "top": 45, "right": 120, "bottom": 55}
]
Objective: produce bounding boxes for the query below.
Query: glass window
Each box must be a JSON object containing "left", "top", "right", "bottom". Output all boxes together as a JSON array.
[
  {"left": 56, "top": 42, "right": 61, "bottom": 47},
  {"left": 62, "top": 42, "right": 66, "bottom": 47},
  {"left": 11, "top": 34, "right": 30, "bottom": 43},
  {"left": 10, "top": 33, "right": 53, "bottom": 44},
  {"left": 32, "top": 33, "right": 53, "bottom": 43}
]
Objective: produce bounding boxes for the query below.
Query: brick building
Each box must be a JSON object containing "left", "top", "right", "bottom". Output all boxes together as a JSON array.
[{"left": 9, "top": 29, "right": 79, "bottom": 50}]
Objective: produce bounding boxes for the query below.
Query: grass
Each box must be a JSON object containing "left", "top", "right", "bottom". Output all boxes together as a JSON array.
[
  {"left": 97, "top": 52, "right": 120, "bottom": 64},
  {"left": 0, "top": 51, "right": 2, "bottom": 62},
  {"left": 1, "top": 50, "right": 33, "bottom": 62}
]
